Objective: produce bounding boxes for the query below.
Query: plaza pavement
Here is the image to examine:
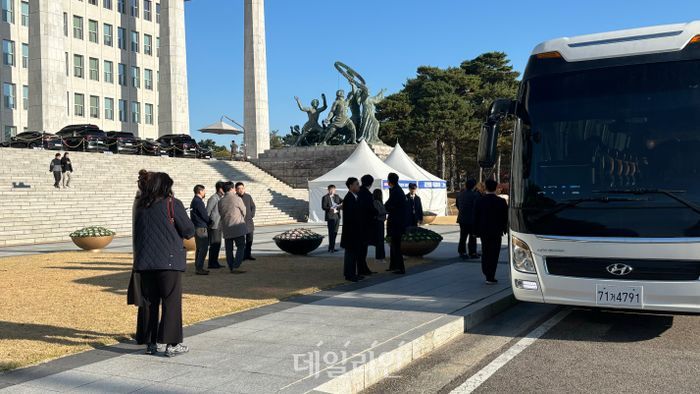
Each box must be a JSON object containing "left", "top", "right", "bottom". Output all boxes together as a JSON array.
[{"left": 0, "top": 224, "right": 513, "bottom": 393}]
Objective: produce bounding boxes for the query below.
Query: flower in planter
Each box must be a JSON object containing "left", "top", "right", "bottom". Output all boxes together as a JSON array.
[
  {"left": 70, "top": 226, "right": 116, "bottom": 238},
  {"left": 423, "top": 211, "right": 438, "bottom": 216},
  {"left": 273, "top": 228, "right": 323, "bottom": 242},
  {"left": 386, "top": 227, "right": 443, "bottom": 243}
]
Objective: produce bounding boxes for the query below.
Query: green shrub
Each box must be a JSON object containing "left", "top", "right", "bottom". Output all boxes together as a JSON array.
[
  {"left": 70, "top": 226, "right": 116, "bottom": 238},
  {"left": 386, "top": 227, "right": 443, "bottom": 243},
  {"left": 273, "top": 228, "right": 323, "bottom": 241}
]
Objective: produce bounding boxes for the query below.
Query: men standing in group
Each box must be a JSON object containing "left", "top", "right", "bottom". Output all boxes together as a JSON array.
[
  {"left": 358, "top": 174, "right": 378, "bottom": 276},
  {"left": 322, "top": 185, "right": 343, "bottom": 252},
  {"left": 190, "top": 185, "right": 212, "bottom": 275},
  {"left": 49, "top": 153, "right": 62, "bottom": 189},
  {"left": 406, "top": 183, "right": 424, "bottom": 227},
  {"left": 235, "top": 182, "right": 257, "bottom": 261},
  {"left": 218, "top": 182, "right": 248, "bottom": 274},
  {"left": 340, "top": 177, "right": 365, "bottom": 282},
  {"left": 474, "top": 179, "right": 508, "bottom": 284},
  {"left": 61, "top": 153, "right": 73, "bottom": 188},
  {"left": 206, "top": 181, "right": 226, "bottom": 269},
  {"left": 457, "top": 178, "right": 481, "bottom": 259},
  {"left": 385, "top": 173, "right": 408, "bottom": 274}
]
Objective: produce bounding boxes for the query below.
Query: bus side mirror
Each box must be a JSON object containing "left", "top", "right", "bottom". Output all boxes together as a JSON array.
[{"left": 478, "top": 99, "right": 515, "bottom": 168}]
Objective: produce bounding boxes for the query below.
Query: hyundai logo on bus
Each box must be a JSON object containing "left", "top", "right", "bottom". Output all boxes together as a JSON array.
[{"left": 606, "top": 263, "right": 634, "bottom": 276}]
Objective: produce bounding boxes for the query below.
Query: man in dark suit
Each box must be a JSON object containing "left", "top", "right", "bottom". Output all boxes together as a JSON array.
[
  {"left": 340, "top": 177, "right": 364, "bottom": 282},
  {"left": 321, "top": 185, "right": 343, "bottom": 252},
  {"left": 358, "top": 174, "right": 379, "bottom": 276},
  {"left": 457, "top": 178, "right": 481, "bottom": 259},
  {"left": 385, "top": 173, "right": 408, "bottom": 274},
  {"left": 190, "top": 185, "right": 213, "bottom": 275},
  {"left": 474, "top": 179, "right": 508, "bottom": 284},
  {"left": 406, "top": 183, "right": 424, "bottom": 227}
]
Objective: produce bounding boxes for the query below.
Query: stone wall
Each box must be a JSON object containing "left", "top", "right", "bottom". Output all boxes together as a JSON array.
[{"left": 252, "top": 144, "right": 393, "bottom": 188}]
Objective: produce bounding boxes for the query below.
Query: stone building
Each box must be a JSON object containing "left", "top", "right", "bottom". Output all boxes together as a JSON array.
[{"left": 0, "top": 0, "right": 189, "bottom": 142}]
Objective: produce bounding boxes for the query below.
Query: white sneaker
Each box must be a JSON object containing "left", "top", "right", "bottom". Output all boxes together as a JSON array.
[{"left": 165, "top": 343, "right": 189, "bottom": 357}]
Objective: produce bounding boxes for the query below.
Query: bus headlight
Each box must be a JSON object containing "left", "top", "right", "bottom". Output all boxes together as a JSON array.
[{"left": 512, "top": 236, "right": 536, "bottom": 274}]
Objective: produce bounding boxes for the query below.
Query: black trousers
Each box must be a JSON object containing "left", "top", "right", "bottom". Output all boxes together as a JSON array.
[
  {"left": 244, "top": 232, "right": 254, "bottom": 258},
  {"left": 480, "top": 236, "right": 502, "bottom": 281},
  {"left": 358, "top": 243, "right": 372, "bottom": 275},
  {"left": 194, "top": 228, "right": 208, "bottom": 270},
  {"left": 343, "top": 245, "right": 362, "bottom": 279},
  {"left": 208, "top": 228, "right": 222, "bottom": 268},
  {"left": 458, "top": 223, "right": 478, "bottom": 256},
  {"left": 389, "top": 235, "right": 404, "bottom": 272},
  {"left": 135, "top": 270, "right": 183, "bottom": 345},
  {"left": 53, "top": 171, "right": 62, "bottom": 186},
  {"left": 327, "top": 219, "right": 339, "bottom": 250}
]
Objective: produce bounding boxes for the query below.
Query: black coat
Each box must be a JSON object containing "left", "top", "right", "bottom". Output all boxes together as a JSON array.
[
  {"left": 406, "top": 193, "right": 424, "bottom": 225},
  {"left": 321, "top": 193, "right": 342, "bottom": 221},
  {"left": 473, "top": 194, "right": 509, "bottom": 238},
  {"left": 385, "top": 185, "right": 408, "bottom": 236},
  {"left": 190, "top": 195, "right": 211, "bottom": 228},
  {"left": 60, "top": 156, "right": 73, "bottom": 172},
  {"left": 456, "top": 189, "right": 480, "bottom": 226},
  {"left": 133, "top": 198, "right": 195, "bottom": 272},
  {"left": 358, "top": 187, "right": 378, "bottom": 239},
  {"left": 340, "top": 192, "right": 363, "bottom": 249}
]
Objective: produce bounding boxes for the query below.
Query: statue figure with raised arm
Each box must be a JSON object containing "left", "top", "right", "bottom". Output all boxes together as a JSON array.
[
  {"left": 293, "top": 94, "right": 327, "bottom": 146},
  {"left": 347, "top": 81, "right": 362, "bottom": 132},
  {"left": 357, "top": 86, "right": 386, "bottom": 144},
  {"left": 321, "top": 89, "right": 357, "bottom": 145}
]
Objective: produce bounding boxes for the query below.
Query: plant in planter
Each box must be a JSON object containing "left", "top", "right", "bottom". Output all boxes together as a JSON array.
[
  {"left": 70, "top": 226, "right": 116, "bottom": 251},
  {"left": 386, "top": 227, "right": 443, "bottom": 257},
  {"left": 422, "top": 211, "right": 438, "bottom": 224},
  {"left": 273, "top": 228, "right": 324, "bottom": 255}
]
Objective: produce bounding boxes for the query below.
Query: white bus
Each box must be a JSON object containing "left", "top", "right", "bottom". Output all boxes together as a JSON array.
[{"left": 479, "top": 21, "right": 700, "bottom": 313}]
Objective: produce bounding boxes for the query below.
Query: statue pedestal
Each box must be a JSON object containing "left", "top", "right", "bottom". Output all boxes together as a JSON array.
[{"left": 252, "top": 143, "right": 392, "bottom": 188}]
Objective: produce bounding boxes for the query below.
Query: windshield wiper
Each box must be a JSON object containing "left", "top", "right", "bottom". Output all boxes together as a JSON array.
[
  {"left": 593, "top": 188, "right": 700, "bottom": 215},
  {"left": 530, "top": 196, "right": 644, "bottom": 221}
]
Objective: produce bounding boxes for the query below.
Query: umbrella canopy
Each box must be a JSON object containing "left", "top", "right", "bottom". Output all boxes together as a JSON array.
[{"left": 198, "top": 120, "right": 243, "bottom": 135}]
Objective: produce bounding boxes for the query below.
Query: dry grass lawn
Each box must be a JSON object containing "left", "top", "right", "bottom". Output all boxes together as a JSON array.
[{"left": 0, "top": 251, "right": 428, "bottom": 371}]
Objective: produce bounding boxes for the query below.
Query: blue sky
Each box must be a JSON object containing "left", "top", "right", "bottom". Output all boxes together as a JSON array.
[{"left": 184, "top": 0, "right": 699, "bottom": 146}]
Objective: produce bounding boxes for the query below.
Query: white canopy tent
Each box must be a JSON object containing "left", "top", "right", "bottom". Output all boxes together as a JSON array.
[
  {"left": 308, "top": 141, "right": 413, "bottom": 223},
  {"left": 384, "top": 142, "right": 448, "bottom": 216}
]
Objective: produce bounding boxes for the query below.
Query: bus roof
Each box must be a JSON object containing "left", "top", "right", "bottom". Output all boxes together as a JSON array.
[{"left": 532, "top": 20, "right": 700, "bottom": 62}]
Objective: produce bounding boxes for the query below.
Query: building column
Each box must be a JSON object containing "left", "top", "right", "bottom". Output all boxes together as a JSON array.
[
  {"left": 244, "top": 0, "right": 270, "bottom": 159},
  {"left": 28, "top": 0, "right": 67, "bottom": 132},
  {"left": 158, "top": 0, "right": 190, "bottom": 136}
]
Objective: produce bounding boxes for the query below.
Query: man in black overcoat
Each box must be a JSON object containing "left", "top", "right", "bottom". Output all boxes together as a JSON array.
[
  {"left": 385, "top": 173, "right": 408, "bottom": 274},
  {"left": 474, "top": 179, "right": 508, "bottom": 284}
]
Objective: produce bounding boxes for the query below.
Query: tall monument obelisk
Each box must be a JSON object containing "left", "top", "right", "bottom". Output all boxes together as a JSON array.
[
  {"left": 243, "top": 0, "right": 270, "bottom": 159},
  {"left": 159, "top": 0, "right": 191, "bottom": 136}
]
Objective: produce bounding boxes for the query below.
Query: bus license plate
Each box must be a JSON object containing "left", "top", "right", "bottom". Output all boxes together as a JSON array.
[{"left": 596, "top": 285, "right": 642, "bottom": 307}]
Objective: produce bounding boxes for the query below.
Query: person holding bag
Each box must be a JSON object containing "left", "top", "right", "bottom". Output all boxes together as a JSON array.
[{"left": 132, "top": 172, "right": 195, "bottom": 357}]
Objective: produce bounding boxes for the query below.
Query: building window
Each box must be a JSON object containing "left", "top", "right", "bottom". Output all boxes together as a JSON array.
[
  {"left": 119, "top": 99, "right": 127, "bottom": 122},
  {"left": 103, "top": 23, "right": 113, "bottom": 46},
  {"left": 89, "top": 95, "right": 99, "bottom": 118},
  {"left": 131, "top": 66, "right": 140, "bottom": 88},
  {"left": 156, "top": 36, "right": 160, "bottom": 57},
  {"left": 118, "top": 63, "right": 126, "bottom": 85},
  {"left": 3, "top": 125, "right": 16, "bottom": 141},
  {"left": 144, "top": 0, "right": 151, "bottom": 21},
  {"left": 2, "top": 0, "right": 14, "bottom": 24},
  {"left": 22, "top": 85, "right": 28, "bottom": 110},
  {"left": 73, "top": 16, "right": 83, "bottom": 40},
  {"left": 3, "top": 82, "right": 16, "bottom": 109},
  {"left": 117, "top": 0, "right": 125, "bottom": 13},
  {"left": 74, "top": 54, "right": 84, "bottom": 78},
  {"left": 104, "top": 60, "right": 113, "bottom": 83},
  {"left": 2, "top": 40, "right": 14, "bottom": 66},
  {"left": 144, "top": 68, "right": 153, "bottom": 90},
  {"left": 104, "top": 0, "right": 112, "bottom": 10},
  {"left": 74, "top": 93, "right": 85, "bottom": 116},
  {"left": 155, "top": 2, "right": 160, "bottom": 23},
  {"left": 145, "top": 103, "right": 153, "bottom": 125},
  {"left": 131, "top": 31, "right": 139, "bottom": 52},
  {"left": 89, "top": 57, "right": 99, "bottom": 81},
  {"left": 117, "top": 27, "right": 126, "bottom": 50},
  {"left": 89, "top": 0, "right": 98, "bottom": 5},
  {"left": 20, "top": 1, "right": 28, "bottom": 26},
  {"left": 105, "top": 97, "right": 114, "bottom": 120},
  {"left": 88, "top": 19, "right": 98, "bottom": 43},
  {"left": 63, "top": 13, "right": 68, "bottom": 36},
  {"left": 131, "top": 101, "right": 140, "bottom": 123},
  {"left": 21, "top": 43, "right": 27, "bottom": 68},
  {"left": 130, "top": 0, "right": 139, "bottom": 17},
  {"left": 144, "top": 34, "right": 152, "bottom": 56},
  {"left": 65, "top": 52, "right": 68, "bottom": 75}
]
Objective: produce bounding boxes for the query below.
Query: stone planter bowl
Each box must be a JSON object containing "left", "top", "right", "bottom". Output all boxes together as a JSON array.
[
  {"left": 183, "top": 237, "right": 196, "bottom": 252},
  {"left": 71, "top": 235, "right": 114, "bottom": 251},
  {"left": 401, "top": 239, "right": 441, "bottom": 257},
  {"left": 422, "top": 215, "right": 437, "bottom": 225},
  {"left": 274, "top": 238, "right": 323, "bottom": 255}
]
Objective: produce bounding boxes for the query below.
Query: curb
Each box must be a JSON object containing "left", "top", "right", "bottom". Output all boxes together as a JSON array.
[{"left": 282, "top": 288, "right": 516, "bottom": 394}]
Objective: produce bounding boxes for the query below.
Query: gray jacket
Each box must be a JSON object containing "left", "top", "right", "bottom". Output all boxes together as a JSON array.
[
  {"left": 240, "top": 193, "right": 256, "bottom": 234},
  {"left": 218, "top": 191, "right": 247, "bottom": 239},
  {"left": 206, "top": 193, "right": 223, "bottom": 229}
]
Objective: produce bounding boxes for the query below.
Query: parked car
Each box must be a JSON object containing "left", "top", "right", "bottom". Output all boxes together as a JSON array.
[
  {"left": 197, "top": 145, "right": 213, "bottom": 159},
  {"left": 105, "top": 131, "right": 140, "bottom": 154},
  {"left": 8, "top": 131, "right": 63, "bottom": 150},
  {"left": 156, "top": 134, "right": 198, "bottom": 158},
  {"left": 137, "top": 138, "right": 162, "bottom": 156},
  {"left": 56, "top": 124, "right": 107, "bottom": 152}
]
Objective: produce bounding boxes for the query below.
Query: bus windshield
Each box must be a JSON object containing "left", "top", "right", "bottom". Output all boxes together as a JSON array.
[{"left": 512, "top": 59, "right": 700, "bottom": 237}]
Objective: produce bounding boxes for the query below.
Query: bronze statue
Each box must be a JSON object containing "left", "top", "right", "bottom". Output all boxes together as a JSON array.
[
  {"left": 357, "top": 85, "right": 385, "bottom": 144},
  {"left": 321, "top": 89, "right": 357, "bottom": 145},
  {"left": 293, "top": 94, "right": 327, "bottom": 146}
]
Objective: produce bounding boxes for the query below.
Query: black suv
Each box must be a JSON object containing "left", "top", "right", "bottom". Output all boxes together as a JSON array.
[
  {"left": 137, "top": 138, "right": 162, "bottom": 156},
  {"left": 56, "top": 124, "right": 107, "bottom": 152},
  {"left": 105, "top": 131, "right": 140, "bottom": 154},
  {"left": 9, "top": 131, "right": 63, "bottom": 150},
  {"left": 157, "top": 134, "right": 199, "bottom": 158}
]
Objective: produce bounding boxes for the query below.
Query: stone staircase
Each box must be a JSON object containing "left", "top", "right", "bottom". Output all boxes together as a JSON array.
[{"left": 0, "top": 148, "right": 309, "bottom": 247}]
